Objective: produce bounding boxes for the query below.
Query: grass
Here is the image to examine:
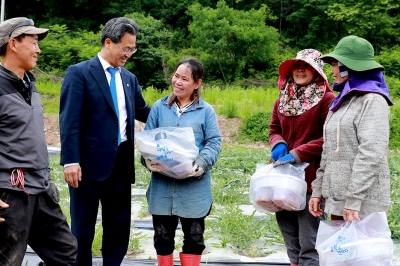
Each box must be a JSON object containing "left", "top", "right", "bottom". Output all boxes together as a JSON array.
[
  {"left": 49, "top": 145, "right": 400, "bottom": 257},
  {"left": 36, "top": 81, "right": 279, "bottom": 120}
]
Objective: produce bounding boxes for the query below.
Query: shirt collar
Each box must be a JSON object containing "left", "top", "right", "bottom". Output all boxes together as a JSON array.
[{"left": 97, "top": 53, "right": 121, "bottom": 74}]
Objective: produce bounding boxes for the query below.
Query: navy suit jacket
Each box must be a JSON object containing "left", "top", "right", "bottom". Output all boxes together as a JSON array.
[{"left": 59, "top": 56, "right": 150, "bottom": 181}]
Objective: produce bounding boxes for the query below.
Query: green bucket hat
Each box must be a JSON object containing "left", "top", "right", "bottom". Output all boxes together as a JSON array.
[{"left": 320, "top": 35, "right": 383, "bottom": 71}]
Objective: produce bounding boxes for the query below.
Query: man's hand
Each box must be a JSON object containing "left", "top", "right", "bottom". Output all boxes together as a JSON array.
[
  {"left": 0, "top": 199, "right": 9, "bottom": 222},
  {"left": 64, "top": 164, "right": 82, "bottom": 188},
  {"left": 343, "top": 209, "right": 360, "bottom": 222},
  {"left": 308, "top": 197, "right": 323, "bottom": 217}
]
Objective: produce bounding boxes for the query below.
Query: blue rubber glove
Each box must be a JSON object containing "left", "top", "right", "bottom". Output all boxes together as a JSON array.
[
  {"left": 273, "top": 154, "right": 295, "bottom": 167},
  {"left": 271, "top": 143, "right": 288, "bottom": 162}
]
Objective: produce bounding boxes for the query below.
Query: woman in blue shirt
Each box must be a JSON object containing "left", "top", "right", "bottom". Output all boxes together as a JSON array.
[{"left": 143, "top": 58, "right": 222, "bottom": 266}]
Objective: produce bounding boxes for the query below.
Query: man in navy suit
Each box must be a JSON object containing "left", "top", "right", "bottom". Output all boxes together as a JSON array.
[{"left": 59, "top": 17, "right": 151, "bottom": 266}]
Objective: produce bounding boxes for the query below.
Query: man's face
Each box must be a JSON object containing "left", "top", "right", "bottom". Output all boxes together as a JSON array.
[
  {"left": 105, "top": 33, "right": 136, "bottom": 68},
  {"left": 12, "top": 34, "right": 41, "bottom": 71}
]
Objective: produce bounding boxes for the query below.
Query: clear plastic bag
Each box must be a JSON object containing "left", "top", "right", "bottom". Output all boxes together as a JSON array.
[
  {"left": 135, "top": 127, "right": 199, "bottom": 179},
  {"left": 249, "top": 163, "right": 308, "bottom": 213},
  {"left": 316, "top": 212, "right": 393, "bottom": 265}
]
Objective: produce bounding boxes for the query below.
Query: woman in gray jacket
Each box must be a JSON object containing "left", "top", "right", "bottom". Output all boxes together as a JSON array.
[{"left": 309, "top": 35, "right": 393, "bottom": 222}]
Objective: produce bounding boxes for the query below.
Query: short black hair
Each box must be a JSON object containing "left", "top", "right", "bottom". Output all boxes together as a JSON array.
[{"left": 100, "top": 17, "right": 139, "bottom": 45}]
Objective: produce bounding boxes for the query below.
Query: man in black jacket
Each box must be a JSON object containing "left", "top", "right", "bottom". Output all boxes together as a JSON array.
[{"left": 0, "top": 17, "right": 77, "bottom": 266}]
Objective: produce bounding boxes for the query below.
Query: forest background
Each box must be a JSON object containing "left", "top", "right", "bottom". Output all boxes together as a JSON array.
[
  {"left": 4, "top": 0, "right": 400, "bottom": 256},
  {"left": 5, "top": 0, "right": 400, "bottom": 89},
  {"left": 6, "top": 0, "right": 400, "bottom": 146}
]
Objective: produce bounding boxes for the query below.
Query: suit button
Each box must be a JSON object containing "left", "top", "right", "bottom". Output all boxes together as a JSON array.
[
  {"left": 179, "top": 110, "right": 182, "bottom": 113},
  {"left": 177, "top": 124, "right": 179, "bottom": 126},
  {"left": 114, "top": 140, "right": 118, "bottom": 145},
  {"left": 115, "top": 121, "right": 118, "bottom": 125}
]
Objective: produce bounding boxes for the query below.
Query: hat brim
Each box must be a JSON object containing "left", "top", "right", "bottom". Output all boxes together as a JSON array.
[
  {"left": 11, "top": 26, "right": 49, "bottom": 41},
  {"left": 320, "top": 54, "right": 384, "bottom": 72},
  {"left": 278, "top": 58, "right": 328, "bottom": 82}
]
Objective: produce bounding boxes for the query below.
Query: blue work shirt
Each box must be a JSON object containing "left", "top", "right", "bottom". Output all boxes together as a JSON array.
[{"left": 145, "top": 96, "right": 222, "bottom": 218}]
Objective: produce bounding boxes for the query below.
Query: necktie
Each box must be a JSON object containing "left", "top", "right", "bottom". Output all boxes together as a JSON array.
[{"left": 107, "top": 67, "right": 121, "bottom": 145}]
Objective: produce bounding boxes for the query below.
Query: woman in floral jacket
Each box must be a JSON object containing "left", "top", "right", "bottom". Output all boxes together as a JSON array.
[{"left": 269, "top": 49, "right": 335, "bottom": 266}]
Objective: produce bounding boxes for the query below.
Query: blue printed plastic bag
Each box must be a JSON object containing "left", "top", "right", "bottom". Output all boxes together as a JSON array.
[
  {"left": 135, "top": 127, "right": 199, "bottom": 179},
  {"left": 315, "top": 212, "right": 393, "bottom": 265}
]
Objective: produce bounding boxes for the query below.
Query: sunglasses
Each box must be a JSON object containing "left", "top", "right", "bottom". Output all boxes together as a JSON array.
[{"left": 9, "top": 19, "right": 34, "bottom": 37}]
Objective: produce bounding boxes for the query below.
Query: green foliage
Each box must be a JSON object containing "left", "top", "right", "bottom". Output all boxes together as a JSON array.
[
  {"left": 388, "top": 153, "right": 400, "bottom": 239},
  {"left": 239, "top": 112, "right": 272, "bottom": 143},
  {"left": 284, "top": 0, "right": 339, "bottom": 50},
  {"left": 128, "top": 229, "right": 147, "bottom": 254},
  {"left": 202, "top": 86, "right": 278, "bottom": 121},
  {"left": 91, "top": 223, "right": 103, "bottom": 256},
  {"left": 377, "top": 46, "right": 400, "bottom": 79},
  {"left": 325, "top": 0, "right": 400, "bottom": 51},
  {"left": 36, "top": 80, "right": 62, "bottom": 97},
  {"left": 39, "top": 24, "right": 99, "bottom": 76},
  {"left": 211, "top": 147, "right": 270, "bottom": 206},
  {"left": 389, "top": 103, "right": 400, "bottom": 149},
  {"left": 41, "top": 95, "right": 61, "bottom": 114},
  {"left": 49, "top": 155, "right": 70, "bottom": 223},
  {"left": 36, "top": 80, "right": 62, "bottom": 115},
  {"left": 7, "top": 0, "right": 400, "bottom": 82},
  {"left": 187, "top": 1, "right": 280, "bottom": 82},
  {"left": 206, "top": 206, "right": 282, "bottom": 256},
  {"left": 220, "top": 102, "right": 238, "bottom": 118},
  {"left": 140, "top": 85, "right": 278, "bottom": 121},
  {"left": 386, "top": 76, "right": 400, "bottom": 100},
  {"left": 141, "top": 87, "right": 171, "bottom": 107},
  {"left": 124, "top": 12, "right": 174, "bottom": 90}
]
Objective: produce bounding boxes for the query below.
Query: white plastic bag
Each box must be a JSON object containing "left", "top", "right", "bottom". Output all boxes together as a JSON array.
[
  {"left": 135, "top": 127, "right": 199, "bottom": 179},
  {"left": 249, "top": 163, "right": 308, "bottom": 213},
  {"left": 316, "top": 212, "right": 393, "bottom": 266}
]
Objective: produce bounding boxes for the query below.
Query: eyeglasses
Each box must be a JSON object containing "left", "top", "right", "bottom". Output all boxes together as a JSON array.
[
  {"left": 9, "top": 19, "right": 34, "bottom": 37},
  {"left": 114, "top": 43, "right": 137, "bottom": 55}
]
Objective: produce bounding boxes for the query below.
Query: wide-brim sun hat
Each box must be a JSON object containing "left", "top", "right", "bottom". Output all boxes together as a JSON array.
[
  {"left": 320, "top": 35, "right": 383, "bottom": 71},
  {"left": 278, "top": 49, "right": 328, "bottom": 82},
  {"left": 0, "top": 17, "right": 49, "bottom": 47}
]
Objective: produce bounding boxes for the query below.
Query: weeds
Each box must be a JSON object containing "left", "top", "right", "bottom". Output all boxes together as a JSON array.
[
  {"left": 388, "top": 152, "right": 400, "bottom": 239},
  {"left": 206, "top": 206, "right": 282, "bottom": 257}
]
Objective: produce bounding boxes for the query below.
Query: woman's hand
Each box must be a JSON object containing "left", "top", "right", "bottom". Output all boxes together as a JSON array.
[
  {"left": 343, "top": 209, "right": 360, "bottom": 222},
  {"left": 187, "top": 164, "right": 205, "bottom": 179},
  {"left": 308, "top": 197, "right": 323, "bottom": 217}
]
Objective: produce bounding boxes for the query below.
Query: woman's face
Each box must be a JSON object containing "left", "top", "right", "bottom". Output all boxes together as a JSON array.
[
  {"left": 171, "top": 64, "right": 201, "bottom": 104},
  {"left": 330, "top": 61, "right": 349, "bottom": 84},
  {"left": 292, "top": 61, "right": 317, "bottom": 86}
]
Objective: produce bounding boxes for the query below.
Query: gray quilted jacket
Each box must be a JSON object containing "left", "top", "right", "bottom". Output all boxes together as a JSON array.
[{"left": 311, "top": 93, "right": 391, "bottom": 216}]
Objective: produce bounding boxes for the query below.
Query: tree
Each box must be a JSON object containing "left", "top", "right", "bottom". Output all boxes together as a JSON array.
[
  {"left": 187, "top": 1, "right": 280, "bottom": 82},
  {"left": 6, "top": 0, "right": 137, "bottom": 31},
  {"left": 282, "top": 0, "right": 340, "bottom": 51},
  {"left": 325, "top": 0, "right": 400, "bottom": 52},
  {"left": 124, "top": 12, "right": 174, "bottom": 90}
]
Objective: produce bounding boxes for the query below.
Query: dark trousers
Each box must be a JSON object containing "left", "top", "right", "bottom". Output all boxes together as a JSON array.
[
  {"left": 69, "top": 141, "right": 133, "bottom": 266},
  {"left": 276, "top": 193, "right": 326, "bottom": 266},
  {"left": 152, "top": 214, "right": 206, "bottom": 256},
  {"left": 0, "top": 188, "right": 77, "bottom": 266}
]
